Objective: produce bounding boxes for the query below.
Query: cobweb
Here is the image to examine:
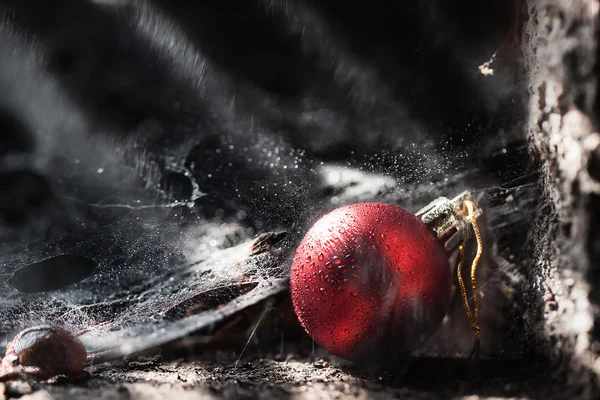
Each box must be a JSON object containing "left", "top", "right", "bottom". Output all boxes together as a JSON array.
[{"left": 0, "top": 0, "right": 534, "bottom": 361}]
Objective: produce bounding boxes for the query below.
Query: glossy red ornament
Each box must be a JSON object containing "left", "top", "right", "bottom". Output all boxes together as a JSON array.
[{"left": 290, "top": 202, "right": 451, "bottom": 362}]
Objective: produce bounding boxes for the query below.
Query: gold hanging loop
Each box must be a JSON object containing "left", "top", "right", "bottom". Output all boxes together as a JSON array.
[
  {"left": 414, "top": 191, "right": 483, "bottom": 356},
  {"left": 456, "top": 199, "right": 483, "bottom": 347}
]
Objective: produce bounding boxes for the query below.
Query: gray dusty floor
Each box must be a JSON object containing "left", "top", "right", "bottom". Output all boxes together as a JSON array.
[{"left": 1, "top": 353, "right": 552, "bottom": 400}]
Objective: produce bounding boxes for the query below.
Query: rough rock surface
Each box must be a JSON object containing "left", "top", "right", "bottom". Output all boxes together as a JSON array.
[{"left": 525, "top": 0, "right": 600, "bottom": 396}]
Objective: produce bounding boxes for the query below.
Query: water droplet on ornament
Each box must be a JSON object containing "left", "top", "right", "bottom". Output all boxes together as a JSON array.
[{"left": 289, "top": 201, "right": 453, "bottom": 361}]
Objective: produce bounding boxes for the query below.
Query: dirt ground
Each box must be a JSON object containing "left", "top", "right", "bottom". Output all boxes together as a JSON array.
[{"left": 1, "top": 350, "right": 557, "bottom": 400}]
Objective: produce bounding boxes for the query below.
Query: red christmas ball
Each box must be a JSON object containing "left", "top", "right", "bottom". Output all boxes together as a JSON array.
[{"left": 290, "top": 202, "right": 451, "bottom": 362}]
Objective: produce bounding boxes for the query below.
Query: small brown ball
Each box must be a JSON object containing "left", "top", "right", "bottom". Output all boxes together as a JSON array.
[{"left": 12, "top": 326, "right": 87, "bottom": 377}]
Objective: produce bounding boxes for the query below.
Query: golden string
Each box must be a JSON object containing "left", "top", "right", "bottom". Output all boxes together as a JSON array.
[{"left": 456, "top": 199, "right": 482, "bottom": 344}]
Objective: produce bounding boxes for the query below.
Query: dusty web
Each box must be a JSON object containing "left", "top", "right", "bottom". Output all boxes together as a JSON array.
[
  {"left": 0, "top": 133, "right": 537, "bottom": 360},
  {"left": 0, "top": 0, "right": 533, "bottom": 361}
]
